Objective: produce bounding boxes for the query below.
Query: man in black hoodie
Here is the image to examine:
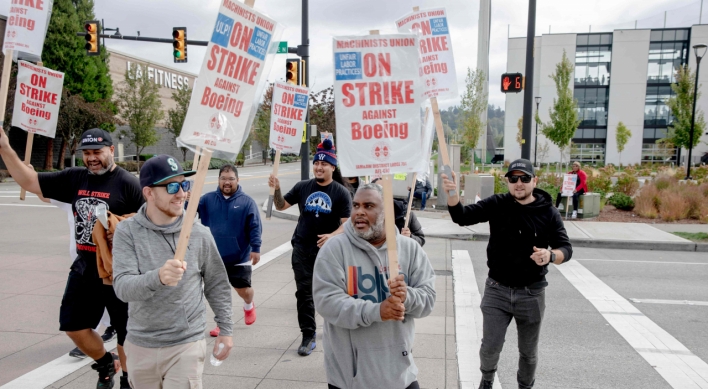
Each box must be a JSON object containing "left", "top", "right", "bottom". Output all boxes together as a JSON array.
[{"left": 442, "top": 158, "right": 572, "bottom": 389}]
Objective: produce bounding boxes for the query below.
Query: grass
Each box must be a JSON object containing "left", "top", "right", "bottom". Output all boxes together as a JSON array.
[{"left": 672, "top": 232, "right": 708, "bottom": 242}]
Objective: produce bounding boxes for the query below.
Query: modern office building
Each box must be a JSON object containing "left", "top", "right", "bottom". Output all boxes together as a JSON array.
[{"left": 504, "top": 25, "right": 708, "bottom": 166}]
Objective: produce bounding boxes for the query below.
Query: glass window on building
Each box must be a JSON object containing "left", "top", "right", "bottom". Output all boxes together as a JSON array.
[
  {"left": 642, "top": 143, "right": 677, "bottom": 162},
  {"left": 570, "top": 143, "right": 606, "bottom": 165}
]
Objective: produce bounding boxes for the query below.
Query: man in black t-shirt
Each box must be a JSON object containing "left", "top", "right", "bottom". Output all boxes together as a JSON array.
[
  {"left": 0, "top": 128, "right": 143, "bottom": 389},
  {"left": 268, "top": 139, "right": 352, "bottom": 356}
]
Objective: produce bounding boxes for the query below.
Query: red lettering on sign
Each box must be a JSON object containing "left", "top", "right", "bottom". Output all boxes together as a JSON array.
[{"left": 340, "top": 81, "right": 414, "bottom": 107}]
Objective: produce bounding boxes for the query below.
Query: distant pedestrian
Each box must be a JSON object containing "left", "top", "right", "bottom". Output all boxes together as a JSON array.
[
  {"left": 313, "top": 183, "right": 436, "bottom": 389},
  {"left": 270, "top": 148, "right": 276, "bottom": 166},
  {"left": 442, "top": 158, "right": 573, "bottom": 389},
  {"left": 267, "top": 139, "right": 352, "bottom": 356},
  {"left": 555, "top": 161, "right": 588, "bottom": 219},
  {"left": 408, "top": 176, "right": 432, "bottom": 210},
  {"left": 113, "top": 155, "right": 234, "bottom": 388},
  {"left": 262, "top": 149, "right": 268, "bottom": 166},
  {"left": 197, "top": 164, "right": 262, "bottom": 334}
]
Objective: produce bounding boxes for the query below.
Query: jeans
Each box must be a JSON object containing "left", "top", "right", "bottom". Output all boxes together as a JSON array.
[
  {"left": 291, "top": 245, "right": 317, "bottom": 337},
  {"left": 555, "top": 188, "right": 585, "bottom": 212},
  {"left": 479, "top": 278, "right": 545, "bottom": 389},
  {"left": 413, "top": 190, "right": 429, "bottom": 209}
]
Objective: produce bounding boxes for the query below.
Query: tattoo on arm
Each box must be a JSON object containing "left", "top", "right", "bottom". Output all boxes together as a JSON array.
[{"left": 274, "top": 188, "right": 285, "bottom": 210}]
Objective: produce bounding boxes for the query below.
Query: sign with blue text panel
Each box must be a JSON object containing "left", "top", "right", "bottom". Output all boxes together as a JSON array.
[{"left": 269, "top": 81, "right": 309, "bottom": 153}]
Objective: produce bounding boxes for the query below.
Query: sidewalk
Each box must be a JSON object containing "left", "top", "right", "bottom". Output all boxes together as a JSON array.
[{"left": 264, "top": 201, "right": 708, "bottom": 252}]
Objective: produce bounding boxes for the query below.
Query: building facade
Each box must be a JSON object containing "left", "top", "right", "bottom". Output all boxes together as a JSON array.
[{"left": 504, "top": 25, "right": 708, "bottom": 166}]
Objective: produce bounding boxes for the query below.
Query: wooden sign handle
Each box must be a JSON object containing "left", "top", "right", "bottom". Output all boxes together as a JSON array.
[
  {"left": 192, "top": 146, "right": 201, "bottom": 170},
  {"left": 404, "top": 172, "right": 416, "bottom": 229},
  {"left": 381, "top": 175, "right": 400, "bottom": 281},
  {"left": 265, "top": 149, "right": 281, "bottom": 220},
  {"left": 174, "top": 148, "right": 213, "bottom": 262},
  {"left": 431, "top": 97, "right": 457, "bottom": 197}
]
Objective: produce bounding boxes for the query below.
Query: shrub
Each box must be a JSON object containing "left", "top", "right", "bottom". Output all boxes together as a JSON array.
[
  {"left": 492, "top": 170, "right": 508, "bottom": 194},
  {"left": 608, "top": 193, "right": 635, "bottom": 210},
  {"left": 613, "top": 174, "right": 639, "bottom": 196},
  {"left": 699, "top": 182, "right": 708, "bottom": 198},
  {"left": 634, "top": 185, "right": 659, "bottom": 218},
  {"left": 654, "top": 174, "right": 676, "bottom": 190},
  {"left": 682, "top": 185, "right": 706, "bottom": 220},
  {"left": 139, "top": 154, "right": 155, "bottom": 161},
  {"left": 0, "top": 170, "right": 8, "bottom": 183},
  {"left": 115, "top": 161, "right": 142, "bottom": 172},
  {"left": 658, "top": 189, "right": 690, "bottom": 221},
  {"left": 588, "top": 174, "right": 612, "bottom": 193}
]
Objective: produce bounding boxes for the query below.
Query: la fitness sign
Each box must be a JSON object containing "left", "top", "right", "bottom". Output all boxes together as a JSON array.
[{"left": 126, "top": 61, "right": 192, "bottom": 90}]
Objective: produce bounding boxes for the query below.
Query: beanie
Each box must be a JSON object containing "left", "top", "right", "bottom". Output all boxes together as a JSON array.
[{"left": 313, "top": 139, "right": 337, "bottom": 167}]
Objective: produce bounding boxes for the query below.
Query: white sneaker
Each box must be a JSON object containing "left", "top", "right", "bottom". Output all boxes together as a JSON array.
[{"left": 572, "top": 211, "right": 577, "bottom": 219}]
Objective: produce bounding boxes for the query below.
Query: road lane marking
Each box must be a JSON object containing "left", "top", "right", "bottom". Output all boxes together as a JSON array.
[
  {"left": 0, "top": 204, "right": 54, "bottom": 208},
  {"left": 0, "top": 242, "right": 293, "bottom": 388},
  {"left": 557, "top": 261, "right": 708, "bottom": 389},
  {"left": 630, "top": 298, "right": 708, "bottom": 307},
  {"left": 452, "top": 250, "right": 502, "bottom": 389},
  {"left": 577, "top": 258, "right": 708, "bottom": 266}
]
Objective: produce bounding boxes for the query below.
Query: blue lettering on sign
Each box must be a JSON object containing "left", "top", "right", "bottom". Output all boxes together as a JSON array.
[
  {"left": 334, "top": 52, "right": 362, "bottom": 81},
  {"left": 430, "top": 17, "right": 449, "bottom": 35},
  {"left": 293, "top": 93, "right": 308, "bottom": 109},
  {"left": 211, "top": 13, "right": 235, "bottom": 48},
  {"left": 248, "top": 27, "right": 271, "bottom": 60}
]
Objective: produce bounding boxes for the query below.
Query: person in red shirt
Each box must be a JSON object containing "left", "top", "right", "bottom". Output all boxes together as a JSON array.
[{"left": 555, "top": 161, "right": 588, "bottom": 219}]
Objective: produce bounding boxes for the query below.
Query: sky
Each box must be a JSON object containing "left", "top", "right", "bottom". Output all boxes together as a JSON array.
[{"left": 1, "top": 0, "right": 705, "bottom": 110}]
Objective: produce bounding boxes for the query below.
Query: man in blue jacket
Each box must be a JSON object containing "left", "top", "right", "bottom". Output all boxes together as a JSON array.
[{"left": 197, "top": 164, "right": 262, "bottom": 334}]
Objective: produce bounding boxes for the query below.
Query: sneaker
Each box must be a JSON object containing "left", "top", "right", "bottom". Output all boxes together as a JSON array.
[
  {"left": 572, "top": 210, "right": 578, "bottom": 219},
  {"left": 91, "top": 353, "right": 118, "bottom": 389},
  {"left": 101, "top": 327, "right": 116, "bottom": 343},
  {"left": 119, "top": 376, "right": 131, "bottom": 389},
  {"left": 209, "top": 326, "right": 220, "bottom": 337},
  {"left": 297, "top": 332, "right": 316, "bottom": 356},
  {"left": 244, "top": 303, "right": 256, "bottom": 325},
  {"left": 478, "top": 379, "right": 494, "bottom": 389},
  {"left": 69, "top": 346, "right": 87, "bottom": 359}
]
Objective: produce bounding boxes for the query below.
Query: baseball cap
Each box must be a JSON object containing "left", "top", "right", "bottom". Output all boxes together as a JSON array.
[
  {"left": 139, "top": 154, "right": 196, "bottom": 188},
  {"left": 77, "top": 128, "right": 113, "bottom": 150},
  {"left": 505, "top": 158, "right": 535, "bottom": 177}
]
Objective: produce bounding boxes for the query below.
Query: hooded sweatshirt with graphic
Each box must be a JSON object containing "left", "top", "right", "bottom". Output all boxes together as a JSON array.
[
  {"left": 448, "top": 188, "right": 572, "bottom": 288},
  {"left": 313, "top": 220, "right": 436, "bottom": 389},
  {"left": 112, "top": 204, "right": 233, "bottom": 348}
]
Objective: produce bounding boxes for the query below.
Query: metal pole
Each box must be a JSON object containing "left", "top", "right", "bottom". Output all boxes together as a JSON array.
[
  {"left": 701, "top": 0, "right": 704, "bottom": 24},
  {"left": 534, "top": 101, "right": 540, "bottom": 165},
  {"left": 521, "top": 0, "right": 537, "bottom": 160},
  {"left": 300, "top": 0, "right": 310, "bottom": 180},
  {"left": 687, "top": 56, "right": 701, "bottom": 180}
]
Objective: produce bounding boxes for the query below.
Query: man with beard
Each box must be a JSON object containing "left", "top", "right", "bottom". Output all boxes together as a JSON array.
[
  {"left": 0, "top": 128, "right": 142, "bottom": 388},
  {"left": 196, "top": 164, "right": 261, "bottom": 333},
  {"left": 442, "top": 159, "right": 573, "bottom": 389},
  {"left": 312, "top": 183, "right": 436, "bottom": 389},
  {"left": 112, "top": 155, "right": 234, "bottom": 388},
  {"left": 268, "top": 139, "right": 352, "bottom": 356}
]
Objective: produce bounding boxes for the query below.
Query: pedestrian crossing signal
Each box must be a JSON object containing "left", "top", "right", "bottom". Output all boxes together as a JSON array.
[
  {"left": 501, "top": 73, "right": 523, "bottom": 93},
  {"left": 173, "top": 27, "right": 187, "bottom": 63},
  {"left": 286, "top": 59, "right": 300, "bottom": 85},
  {"left": 84, "top": 21, "right": 100, "bottom": 56}
]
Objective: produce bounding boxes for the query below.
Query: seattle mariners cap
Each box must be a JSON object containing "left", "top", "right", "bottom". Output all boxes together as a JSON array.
[
  {"left": 140, "top": 154, "right": 196, "bottom": 188},
  {"left": 77, "top": 128, "right": 113, "bottom": 150},
  {"left": 505, "top": 158, "right": 535, "bottom": 177}
]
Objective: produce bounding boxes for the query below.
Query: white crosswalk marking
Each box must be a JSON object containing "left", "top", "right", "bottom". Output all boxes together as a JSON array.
[
  {"left": 630, "top": 298, "right": 708, "bottom": 307},
  {"left": 557, "top": 260, "right": 708, "bottom": 389},
  {"left": 452, "top": 250, "right": 502, "bottom": 389}
]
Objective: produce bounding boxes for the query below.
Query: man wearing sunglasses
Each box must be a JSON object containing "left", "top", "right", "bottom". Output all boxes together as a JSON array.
[
  {"left": 441, "top": 158, "right": 572, "bottom": 389},
  {"left": 112, "top": 155, "right": 234, "bottom": 388},
  {"left": 0, "top": 128, "right": 142, "bottom": 389}
]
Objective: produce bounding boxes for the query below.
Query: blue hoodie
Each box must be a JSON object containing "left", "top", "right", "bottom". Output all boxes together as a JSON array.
[{"left": 197, "top": 185, "right": 262, "bottom": 266}]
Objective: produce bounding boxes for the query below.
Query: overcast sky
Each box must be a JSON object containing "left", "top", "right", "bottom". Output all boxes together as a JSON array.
[{"left": 2, "top": 0, "right": 704, "bottom": 110}]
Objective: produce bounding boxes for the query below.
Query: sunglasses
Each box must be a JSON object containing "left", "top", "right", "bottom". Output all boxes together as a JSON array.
[
  {"left": 507, "top": 175, "right": 533, "bottom": 184},
  {"left": 151, "top": 180, "right": 192, "bottom": 194}
]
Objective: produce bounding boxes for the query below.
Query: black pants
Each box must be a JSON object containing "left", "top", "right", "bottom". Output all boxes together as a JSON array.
[
  {"left": 555, "top": 188, "right": 585, "bottom": 212},
  {"left": 291, "top": 245, "right": 317, "bottom": 337},
  {"left": 329, "top": 381, "right": 419, "bottom": 389}
]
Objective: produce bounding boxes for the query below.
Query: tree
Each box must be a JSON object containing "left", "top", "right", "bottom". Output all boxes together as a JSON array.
[
  {"left": 540, "top": 50, "right": 580, "bottom": 166},
  {"left": 458, "top": 68, "right": 487, "bottom": 153},
  {"left": 115, "top": 64, "right": 164, "bottom": 157},
  {"left": 516, "top": 117, "right": 524, "bottom": 147},
  {"left": 252, "top": 83, "right": 274, "bottom": 152},
  {"left": 165, "top": 86, "right": 192, "bottom": 161},
  {"left": 537, "top": 141, "right": 551, "bottom": 164},
  {"left": 308, "top": 86, "right": 336, "bottom": 153},
  {"left": 666, "top": 65, "right": 706, "bottom": 155},
  {"left": 615, "top": 121, "right": 631, "bottom": 167}
]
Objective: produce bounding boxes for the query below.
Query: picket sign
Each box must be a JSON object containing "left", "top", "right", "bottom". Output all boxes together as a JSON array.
[
  {"left": 265, "top": 149, "right": 281, "bottom": 220},
  {"left": 17, "top": 60, "right": 43, "bottom": 201},
  {"left": 404, "top": 172, "right": 417, "bottom": 229},
  {"left": 0, "top": 51, "right": 13, "bottom": 172}
]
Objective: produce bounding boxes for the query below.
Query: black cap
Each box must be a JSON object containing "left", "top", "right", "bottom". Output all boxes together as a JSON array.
[
  {"left": 505, "top": 158, "right": 535, "bottom": 177},
  {"left": 140, "top": 154, "right": 196, "bottom": 188},
  {"left": 77, "top": 128, "right": 113, "bottom": 150}
]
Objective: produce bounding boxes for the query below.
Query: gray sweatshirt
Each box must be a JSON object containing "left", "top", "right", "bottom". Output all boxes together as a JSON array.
[
  {"left": 313, "top": 220, "right": 436, "bottom": 389},
  {"left": 113, "top": 204, "right": 233, "bottom": 348}
]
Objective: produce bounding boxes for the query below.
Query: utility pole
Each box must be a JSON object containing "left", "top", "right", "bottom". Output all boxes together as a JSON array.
[
  {"left": 300, "top": 0, "right": 310, "bottom": 180},
  {"left": 521, "top": 0, "right": 537, "bottom": 160}
]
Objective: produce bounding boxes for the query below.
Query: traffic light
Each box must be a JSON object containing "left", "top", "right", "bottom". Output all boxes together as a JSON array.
[
  {"left": 286, "top": 58, "right": 300, "bottom": 85},
  {"left": 501, "top": 73, "right": 523, "bottom": 93},
  {"left": 173, "top": 27, "right": 187, "bottom": 63},
  {"left": 84, "top": 21, "right": 100, "bottom": 56}
]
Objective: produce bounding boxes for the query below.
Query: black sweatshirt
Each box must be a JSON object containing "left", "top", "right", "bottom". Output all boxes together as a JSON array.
[{"left": 448, "top": 188, "right": 572, "bottom": 287}]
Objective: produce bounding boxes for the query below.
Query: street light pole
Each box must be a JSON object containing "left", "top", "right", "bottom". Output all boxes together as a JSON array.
[
  {"left": 299, "top": 0, "right": 311, "bottom": 181},
  {"left": 534, "top": 96, "right": 541, "bottom": 166},
  {"left": 687, "top": 43, "right": 707, "bottom": 180},
  {"left": 521, "top": 0, "right": 537, "bottom": 160}
]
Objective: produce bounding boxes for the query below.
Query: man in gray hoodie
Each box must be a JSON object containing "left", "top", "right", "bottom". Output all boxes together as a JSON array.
[
  {"left": 313, "top": 183, "right": 436, "bottom": 389},
  {"left": 113, "top": 155, "right": 234, "bottom": 388}
]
